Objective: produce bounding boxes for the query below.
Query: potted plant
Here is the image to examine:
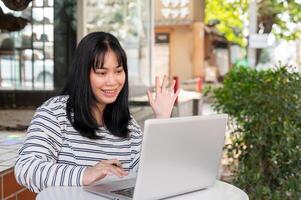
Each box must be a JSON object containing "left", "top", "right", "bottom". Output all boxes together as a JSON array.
[{"left": 211, "top": 65, "right": 301, "bottom": 199}]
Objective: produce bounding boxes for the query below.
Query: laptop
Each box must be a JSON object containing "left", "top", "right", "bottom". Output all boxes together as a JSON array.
[{"left": 84, "top": 114, "right": 228, "bottom": 200}]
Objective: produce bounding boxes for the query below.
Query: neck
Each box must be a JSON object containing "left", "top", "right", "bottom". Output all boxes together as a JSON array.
[{"left": 92, "top": 104, "right": 105, "bottom": 125}]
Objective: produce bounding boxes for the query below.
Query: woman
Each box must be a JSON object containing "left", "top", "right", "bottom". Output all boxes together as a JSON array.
[{"left": 14, "top": 32, "right": 179, "bottom": 193}]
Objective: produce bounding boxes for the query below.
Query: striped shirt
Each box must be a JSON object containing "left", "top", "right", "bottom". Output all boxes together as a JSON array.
[{"left": 14, "top": 95, "right": 142, "bottom": 193}]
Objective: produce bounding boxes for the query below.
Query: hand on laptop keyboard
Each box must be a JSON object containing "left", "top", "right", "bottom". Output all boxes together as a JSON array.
[{"left": 83, "top": 159, "right": 129, "bottom": 185}]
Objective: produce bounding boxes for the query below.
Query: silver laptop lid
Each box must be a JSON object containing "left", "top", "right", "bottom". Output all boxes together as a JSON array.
[{"left": 133, "top": 114, "right": 228, "bottom": 200}]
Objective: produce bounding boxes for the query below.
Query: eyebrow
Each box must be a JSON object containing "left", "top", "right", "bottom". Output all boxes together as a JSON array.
[{"left": 97, "top": 65, "right": 123, "bottom": 70}]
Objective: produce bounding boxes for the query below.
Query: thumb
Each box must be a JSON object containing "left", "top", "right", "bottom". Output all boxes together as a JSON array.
[{"left": 147, "top": 89, "right": 155, "bottom": 107}]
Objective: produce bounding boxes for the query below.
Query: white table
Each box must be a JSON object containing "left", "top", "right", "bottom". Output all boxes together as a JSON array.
[{"left": 36, "top": 180, "right": 248, "bottom": 200}]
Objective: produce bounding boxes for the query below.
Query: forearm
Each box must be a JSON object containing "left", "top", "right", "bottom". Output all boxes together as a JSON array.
[{"left": 15, "top": 155, "right": 86, "bottom": 193}]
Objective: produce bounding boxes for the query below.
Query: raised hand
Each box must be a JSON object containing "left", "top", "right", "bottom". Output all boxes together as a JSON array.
[{"left": 147, "top": 75, "right": 180, "bottom": 118}]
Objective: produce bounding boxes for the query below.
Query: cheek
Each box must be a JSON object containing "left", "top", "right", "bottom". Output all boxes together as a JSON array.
[
  {"left": 90, "top": 73, "right": 103, "bottom": 90},
  {"left": 90, "top": 75, "right": 96, "bottom": 89},
  {"left": 119, "top": 73, "right": 126, "bottom": 87}
]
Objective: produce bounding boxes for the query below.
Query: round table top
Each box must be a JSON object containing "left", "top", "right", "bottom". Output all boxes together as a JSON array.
[{"left": 36, "top": 180, "right": 249, "bottom": 200}]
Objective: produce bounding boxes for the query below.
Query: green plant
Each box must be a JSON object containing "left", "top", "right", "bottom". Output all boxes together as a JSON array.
[{"left": 212, "top": 65, "right": 301, "bottom": 199}]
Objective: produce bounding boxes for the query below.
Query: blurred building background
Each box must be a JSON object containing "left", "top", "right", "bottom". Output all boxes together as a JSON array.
[{"left": 0, "top": 0, "right": 235, "bottom": 108}]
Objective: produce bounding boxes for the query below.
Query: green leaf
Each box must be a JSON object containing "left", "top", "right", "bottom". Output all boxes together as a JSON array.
[{"left": 212, "top": 64, "right": 301, "bottom": 199}]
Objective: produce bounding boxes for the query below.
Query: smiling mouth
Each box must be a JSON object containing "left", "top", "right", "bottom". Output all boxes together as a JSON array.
[{"left": 101, "top": 89, "right": 117, "bottom": 94}]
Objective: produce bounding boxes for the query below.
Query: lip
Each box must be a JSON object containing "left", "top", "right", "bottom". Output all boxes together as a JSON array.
[{"left": 101, "top": 89, "right": 118, "bottom": 98}]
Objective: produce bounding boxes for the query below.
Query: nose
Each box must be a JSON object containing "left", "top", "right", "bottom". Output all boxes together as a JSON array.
[{"left": 105, "top": 73, "right": 118, "bottom": 85}]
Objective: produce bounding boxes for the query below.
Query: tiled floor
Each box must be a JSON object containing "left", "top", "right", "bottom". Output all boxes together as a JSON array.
[
  {"left": 0, "top": 132, "right": 36, "bottom": 200},
  {"left": 0, "top": 132, "right": 25, "bottom": 172}
]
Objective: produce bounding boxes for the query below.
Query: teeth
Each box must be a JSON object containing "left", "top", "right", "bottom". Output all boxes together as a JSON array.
[{"left": 103, "top": 90, "right": 116, "bottom": 94}]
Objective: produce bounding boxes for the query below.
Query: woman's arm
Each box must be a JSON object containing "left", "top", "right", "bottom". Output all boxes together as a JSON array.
[
  {"left": 14, "top": 105, "right": 86, "bottom": 193},
  {"left": 127, "top": 118, "right": 143, "bottom": 175}
]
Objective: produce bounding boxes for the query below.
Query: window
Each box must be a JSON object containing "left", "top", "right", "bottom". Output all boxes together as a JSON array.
[{"left": 0, "top": 0, "right": 54, "bottom": 90}]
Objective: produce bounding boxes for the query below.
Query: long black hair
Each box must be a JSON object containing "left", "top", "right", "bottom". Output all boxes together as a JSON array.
[{"left": 61, "top": 32, "right": 131, "bottom": 139}]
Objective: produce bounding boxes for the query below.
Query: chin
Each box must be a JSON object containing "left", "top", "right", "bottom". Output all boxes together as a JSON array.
[
  {"left": 100, "top": 97, "right": 118, "bottom": 105},
  {"left": 106, "top": 99, "right": 118, "bottom": 104}
]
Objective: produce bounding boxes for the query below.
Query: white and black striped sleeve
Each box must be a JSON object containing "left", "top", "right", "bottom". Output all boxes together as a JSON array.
[
  {"left": 129, "top": 118, "right": 143, "bottom": 173},
  {"left": 14, "top": 104, "right": 86, "bottom": 193}
]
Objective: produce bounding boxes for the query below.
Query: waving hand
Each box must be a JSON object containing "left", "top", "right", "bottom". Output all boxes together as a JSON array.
[{"left": 147, "top": 75, "right": 180, "bottom": 118}]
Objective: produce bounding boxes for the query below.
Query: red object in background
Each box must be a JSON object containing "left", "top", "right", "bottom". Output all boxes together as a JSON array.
[
  {"left": 173, "top": 76, "right": 179, "bottom": 103},
  {"left": 196, "top": 76, "right": 203, "bottom": 93}
]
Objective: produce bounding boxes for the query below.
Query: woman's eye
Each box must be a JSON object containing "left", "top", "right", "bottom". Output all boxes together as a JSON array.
[
  {"left": 95, "top": 71, "right": 106, "bottom": 75},
  {"left": 116, "top": 69, "right": 124, "bottom": 74}
]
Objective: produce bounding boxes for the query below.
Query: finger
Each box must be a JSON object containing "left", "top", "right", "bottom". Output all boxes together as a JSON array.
[
  {"left": 109, "top": 166, "right": 127, "bottom": 178},
  {"left": 161, "top": 75, "right": 168, "bottom": 93},
  {"left": 113, "top": 165, "right": 129, "bottom": 176},
  {"left": 105, "top": 168, "right": 119, "bottom": 177},
  {"left": 103, "top": 168, "right": 113, "bottom": 176},
  {"left": 170, "top": 80, "right": 176, "bottom": 93},
  {"left": 165, "top": 88, "right": 171, "bottom": 95},
  {"left": 155, "top": 76, "right": 161, "bottom": 94},
  {"left": 103, "top": 159, "right": 122, "bottom": 168},
  {"left": 172, "top": 88, "right": 180, "bottom": 102},
  {"left": 147, "top": 89, "right": 155, "bottom": 106}
]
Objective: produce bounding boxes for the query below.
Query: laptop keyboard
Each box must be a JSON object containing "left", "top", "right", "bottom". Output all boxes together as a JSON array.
[{"left": 111, "top": 187, "right": 135, "bottom": 198}]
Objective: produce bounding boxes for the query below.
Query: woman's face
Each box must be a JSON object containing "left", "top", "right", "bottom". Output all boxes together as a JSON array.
[{"left": 90, "top": 50, "right": 126, "bottom": 110}]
